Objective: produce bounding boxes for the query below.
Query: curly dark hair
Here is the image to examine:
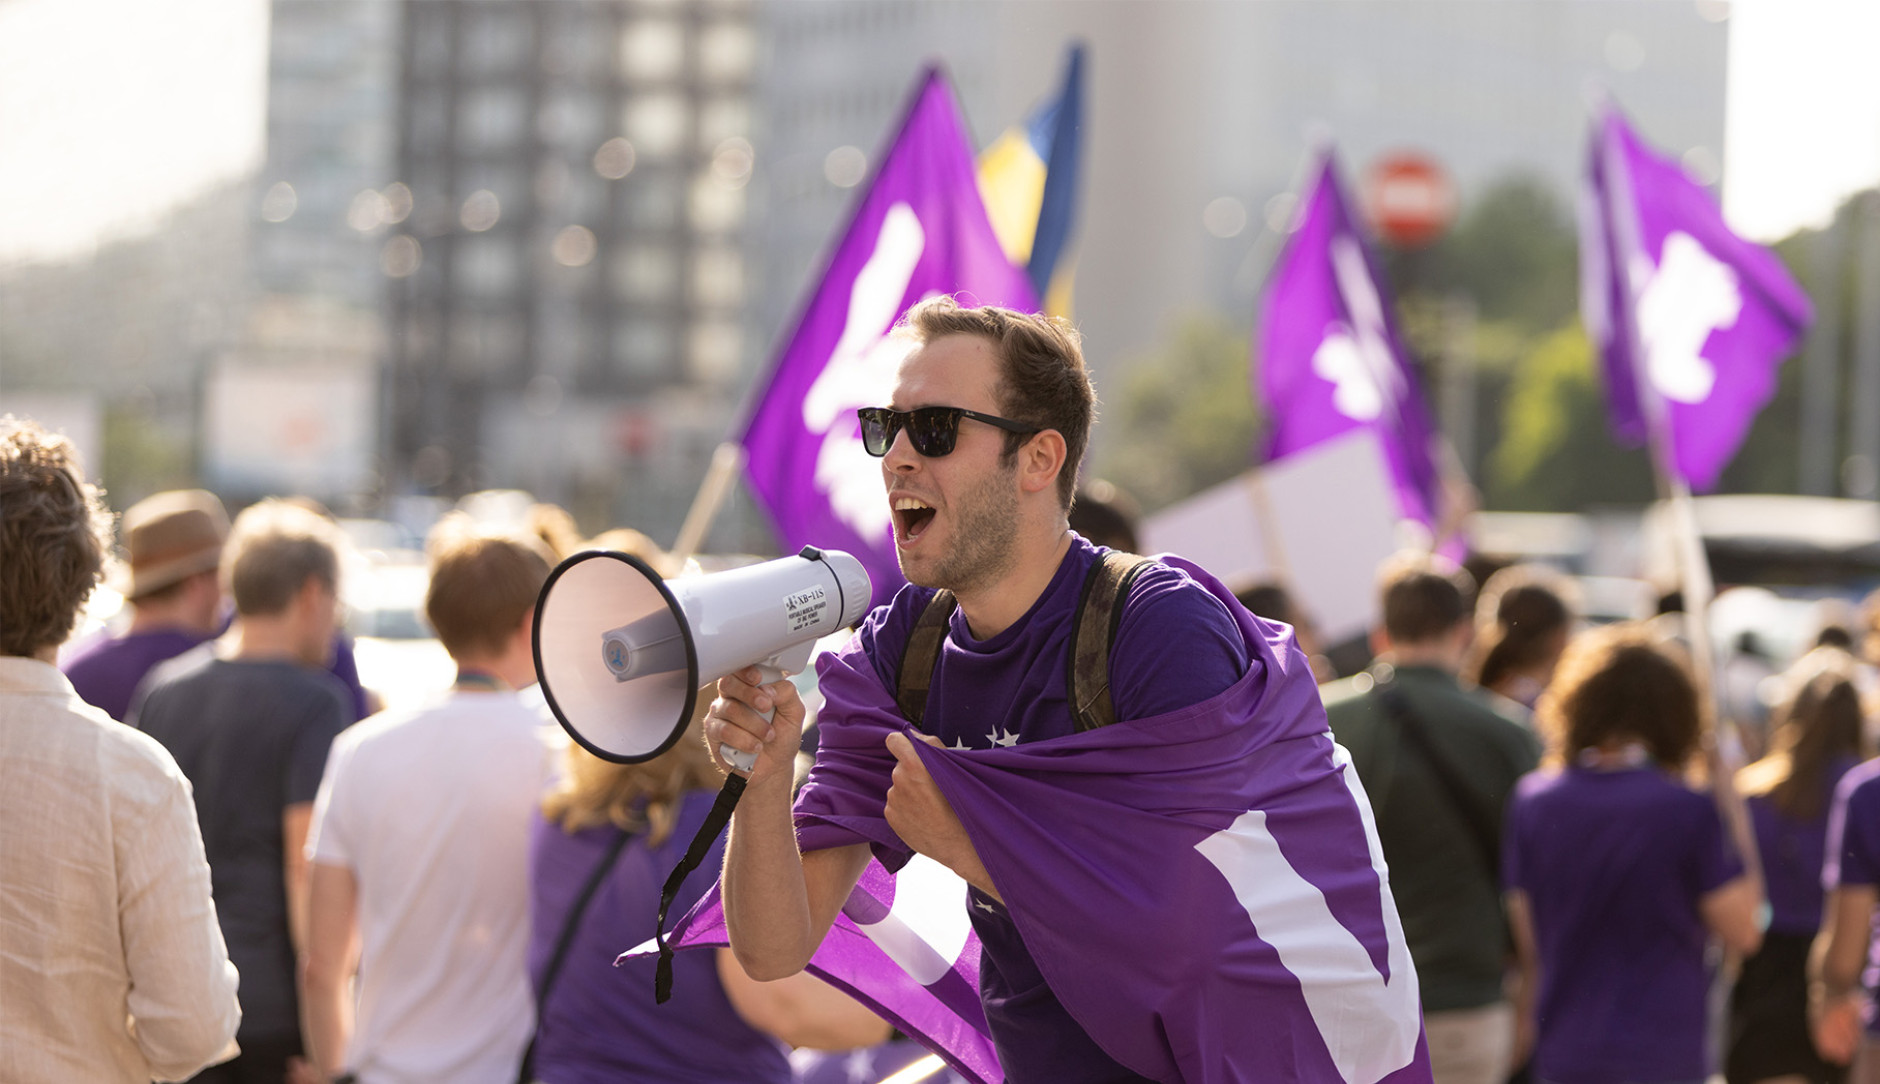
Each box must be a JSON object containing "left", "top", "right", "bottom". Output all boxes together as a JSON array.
[
  {"left": 0, "top": 417, "right": 114, "bottom": 657},
  {"left": 1536, "top": 623, "right": 1702, "bottom": 771}
]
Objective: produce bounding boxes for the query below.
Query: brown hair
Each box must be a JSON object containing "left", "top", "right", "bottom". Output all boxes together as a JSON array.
[
  {"left": 1738, "top": 648, "right": 1870, "bottom": 821},
  {"left": 0, "top": 418, "right": 113, "bottom": 656},
  {"left": 540, "top": 700, "right": 721, "bottom": 846},
  {"left": 223, "top": 499, "right": 342, "bottom": 616},
  {"left": 1465, "top": 566, "right": 1576, "bottom": 691},
  {"left": 904, "top": 295, "right": 1096, "bottom": 509},
  {"left": 1537, "top": 623, "right": 1703, "bottom": 771},
  {"left": 1377, "top": 550, "right": 1474, "bottom": 645},
  {"left": 423, "top": 514, "right": 554, "bottom": 661}
]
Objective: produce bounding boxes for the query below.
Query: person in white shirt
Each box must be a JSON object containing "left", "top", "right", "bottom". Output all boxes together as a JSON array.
[
  {"left": 0, "top": 417, "right": 241, "bottom": 1083},
  {"left": 300, "top": 516, "right": 560, "bottom": 1084}
]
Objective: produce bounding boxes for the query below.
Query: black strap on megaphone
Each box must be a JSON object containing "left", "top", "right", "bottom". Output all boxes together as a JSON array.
[{"left": 653, "top": 771, "right": 746, "bottom": 1003}]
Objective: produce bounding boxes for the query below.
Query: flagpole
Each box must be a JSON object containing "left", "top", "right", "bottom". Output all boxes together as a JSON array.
[
  {"left": 669, "top": 441, "right": 746, "bottom": 564},
  {"left": 1241, "top": 468, "right": 1297, "bottom": 597},
  {"left": 1596, "top": 101, "right": 1758, "bottom": 894}
]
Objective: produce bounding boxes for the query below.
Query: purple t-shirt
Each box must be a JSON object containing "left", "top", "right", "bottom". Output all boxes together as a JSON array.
[
  {"left": 1503, "top": 766, "right": 1744, "bottom": 1084},
  {"left": 1822, "top": 759, "right": 1880, "bottom": 1034},
  {"left": 843, "top": 535, "right": 1249, "bottom": 1083},
  {"left": 61, "top": 628, "right": 204, "bottom": 721},
  {"left": 528, "top": 790, "right": 792, "bottom": 1084},
  {"left": 1751, "top": 756, "right": 1859, "bottom": 936}
]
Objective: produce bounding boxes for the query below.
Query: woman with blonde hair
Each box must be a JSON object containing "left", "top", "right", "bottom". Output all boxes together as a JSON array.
[
  {"left": 524, "top": 707, "right": 887, "bottom": 1084},
  {"left": 1728, "top": 648, "right": 1867, "bottom": 1084},
  {"left": 1503, "top": 623, "right": 1763, "bottom": 1084}
]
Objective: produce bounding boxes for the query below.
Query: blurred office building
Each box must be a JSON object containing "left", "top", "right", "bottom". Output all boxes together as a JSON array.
[
  {"left": 380, "top": 0, "right": 756, "bottom": 539},
  {"left": 748, "top": 0, "right": 1728, "bottom": 396}
]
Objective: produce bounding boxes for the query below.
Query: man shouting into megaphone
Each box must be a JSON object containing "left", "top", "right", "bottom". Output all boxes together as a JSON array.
[{"left": 708, "top": 297, "right": 1433, "bottom": 1084}]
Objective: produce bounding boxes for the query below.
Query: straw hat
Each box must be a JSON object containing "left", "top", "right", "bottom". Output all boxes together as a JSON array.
[{"left": 114, "top": 490, "right": 230, "bottom": 600}]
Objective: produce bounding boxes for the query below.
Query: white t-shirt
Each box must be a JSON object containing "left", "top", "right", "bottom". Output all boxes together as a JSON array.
[{"left": 307, "top": 689, "right": 560, "bottom": 1084}]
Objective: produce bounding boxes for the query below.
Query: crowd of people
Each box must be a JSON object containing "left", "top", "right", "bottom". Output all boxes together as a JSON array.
[{"left": 6, "top": 296, "right": 1880, "bottom": 1084}]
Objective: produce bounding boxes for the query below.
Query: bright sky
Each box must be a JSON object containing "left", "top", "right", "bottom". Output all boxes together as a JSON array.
[
  {"left": 1724, "top": 0, "right": 1880, "bottom": 241},
  {"left": 0, "top": 0, "right": 1873, "bottom": 263},
  {"left": 0, "top": 0, "right": 268, "bottom": 267}
]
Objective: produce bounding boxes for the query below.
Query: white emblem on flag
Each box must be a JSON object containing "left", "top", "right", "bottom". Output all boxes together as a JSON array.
[
  {"left": 1637, "top": 230, "right": 1742, "bottom": 405},
  {"left": 803, "top": 202, "right": 933, "bottom": 541},
  {"left": 1195, "top": 742, "right": 1420, "bottom": 1084},
  {"left": 1312, "top": 235, "right": 1404, "bottom": 423},
  {"left": 850, "top": 854, "right": 973, "bottom": 987}
]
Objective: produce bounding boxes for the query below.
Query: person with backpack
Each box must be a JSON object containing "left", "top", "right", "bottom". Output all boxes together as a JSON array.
[
  {"left": 1324, "top": 552, "right": 1540, "bottom": 1084},
  {"left": 707, "top": 298, "right": 1432, "bottom": 1083}
]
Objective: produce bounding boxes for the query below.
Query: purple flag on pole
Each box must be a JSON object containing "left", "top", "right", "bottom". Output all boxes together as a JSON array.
[
  {"left": 642, "top": 560, "right": 1433, "bottom": 1083},
  {"left": 1259, "top": 149, "right": 1443, "bottom": 527},
  {"left": 1581, "top": 106, "right": 1813, "bottom": 491},
  {"left": 740, "top": 68, "right": 1037, "bottom": 607}
]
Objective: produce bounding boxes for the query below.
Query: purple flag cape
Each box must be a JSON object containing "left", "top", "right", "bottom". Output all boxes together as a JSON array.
[
  {"left": 640, "top": 559, "right": 1432, "bottom": 1084},
  {"left": 740, "top": 67, "right": 1037, "bottom": 607},
  {"left": 1581, "top": 106, "right": 1812, "bottom": 491},
  {"left": 1259, "top": 149, "right": 1443, "bottom": 527}
]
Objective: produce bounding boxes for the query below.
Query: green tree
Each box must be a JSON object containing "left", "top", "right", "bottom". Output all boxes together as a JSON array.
[
  {"left": 1487, "top": 324, "right": 1655, "bottom": 509},
  {"left": 1095, "top": 313, "right": 1259, "bottom": 513}
]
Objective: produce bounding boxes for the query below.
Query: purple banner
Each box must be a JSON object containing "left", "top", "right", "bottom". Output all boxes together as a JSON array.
[
  {"left": 740, "top": 68, "right": 1037, "bottom": 606},
  {"left": 637, "top": 857, "right": 1000, "bottom": 1083},
  {"left": 1581, "top": 106, "right": 1813, "bottom": 490},
  {"left": 735, "top": 559, "right": 1430, "bottom": 1083},
  {"left": 1259, "top": 149, "right": 1443, "bottom": 527}
]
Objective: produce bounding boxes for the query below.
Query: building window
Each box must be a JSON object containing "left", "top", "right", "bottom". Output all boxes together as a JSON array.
[
  {"left": 457, "top": 237, "right": 521, "bottom": 296},
  {"left": 618, "top": 17, "right": 685, "bottom": 82},
  {"left": 615, "top": 244, "right": 679, "bottom": 302},
  {"left": 688, "top": 174, "right": 744, "bottom": 233},
  {"left": 615, "top": 319, "right": 676, "bottom": 378},
  {"left": 690, "top": 246, "right": 742, "bottom": 307},
  {"left": 628, "top": 171, "right": 682, "bottom": 229},
  {"left": 688, "top": 319, "right": 742, "bottom": 383},
  {"left": 464, "top": 8, "right": 532, "bottom": 74},
  {"left": 461, "top": 89, "right": 528, "bottom": 152},
  {"left": 623, "top": 93, "right": 690, "bottom": 159},
  {"left": 697, "top": 97, "right": 749, "bottom": 151},
  {"left": 698, "top": 22, "right": 753, "bottom": 84}
]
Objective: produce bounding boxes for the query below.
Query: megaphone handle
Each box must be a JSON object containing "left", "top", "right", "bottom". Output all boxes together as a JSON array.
[{"left": 720, "top": 663, "right": 786, "bottom": 774}]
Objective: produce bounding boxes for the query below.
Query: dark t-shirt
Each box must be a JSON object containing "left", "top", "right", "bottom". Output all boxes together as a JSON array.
[
  {"left": 61, "top": 628, "right": 205, "bottom": 721},
  {"left": 132, "top": 647, "right": 353, "bottom": 1042},
  {"left": 1322, "top": 665, "right": 1540, "bottom": 1012},
  {"left": 853, "top": 535, "right": 1248, "bottom": 1083}
]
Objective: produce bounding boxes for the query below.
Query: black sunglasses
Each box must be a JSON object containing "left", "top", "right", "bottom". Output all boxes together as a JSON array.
[{"left": 855, "top": 406, "right": 1041, "bottom": 458}]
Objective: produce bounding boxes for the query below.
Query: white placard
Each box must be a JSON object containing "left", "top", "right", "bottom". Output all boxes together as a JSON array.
[{"left": 1141, "top": 429, "right": 1401, "bottom": 644}]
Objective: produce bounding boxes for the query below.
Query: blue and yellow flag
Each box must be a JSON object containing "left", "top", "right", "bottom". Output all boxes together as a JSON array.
[{"left": 977, "top": 44, "right": 1084, "bottom": 316}]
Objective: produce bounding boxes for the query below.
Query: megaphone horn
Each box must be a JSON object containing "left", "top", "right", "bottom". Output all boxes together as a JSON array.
[{"left": 532, "top": 545, "right": 873, "bottom": 768}]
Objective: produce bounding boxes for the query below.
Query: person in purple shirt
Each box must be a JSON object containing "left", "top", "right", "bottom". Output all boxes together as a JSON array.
[
  {"left": 708, "top": 299, "right": 1428, "bottom": 1082},
  {"left": 1729, "top": 648, "right": 1867, "bottom": 1084},
  {"left": 1504, "top": 624, "right": 1763, "bottom": 1084},
  {"left": 63, "top": 489, "right": 229, "bottom": 721},
  {"left": 1812, "top": 719, "right": 1880, "bottom": 1072},
  {"left": 527, "top": 715, "right": 888, "bottom": 1084}
]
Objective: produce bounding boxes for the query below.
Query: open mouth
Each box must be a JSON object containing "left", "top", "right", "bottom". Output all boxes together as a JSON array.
[{"left": 893, "top": 496, "right": 936, "bottom": 543}]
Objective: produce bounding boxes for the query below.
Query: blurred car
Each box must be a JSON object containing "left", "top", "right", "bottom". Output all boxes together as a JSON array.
[{"left": 345, "top": 561, "right": 454, "bottom": 715}]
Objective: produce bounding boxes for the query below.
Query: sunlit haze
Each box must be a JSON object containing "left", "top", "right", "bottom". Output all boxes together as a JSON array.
[
  {"left": 2, "top": 0, "right": 1879, "bottom": 263},
  {"left": 1724, "top": 0, "right": 1880, "bottom": 241},
  {"left": 0, "top": 0, "right": 268, "bottom": 267}
]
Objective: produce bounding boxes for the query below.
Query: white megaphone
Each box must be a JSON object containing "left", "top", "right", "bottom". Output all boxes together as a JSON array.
[{"left": 533, "top": 546, "right": 872, "bottom": 770}]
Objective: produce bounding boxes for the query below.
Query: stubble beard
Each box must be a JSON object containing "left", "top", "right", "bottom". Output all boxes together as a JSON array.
[{"left": 899, "top": 462, "right": 1020, "bottom": 596}]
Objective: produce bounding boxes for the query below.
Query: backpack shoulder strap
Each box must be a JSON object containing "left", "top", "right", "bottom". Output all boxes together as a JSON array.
[
  {"left": 1067, "top": 551, "right": 1154, "bottom": 732},
  {"left": 895, "top": 589, "right": 958, "bottom": 730}
]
